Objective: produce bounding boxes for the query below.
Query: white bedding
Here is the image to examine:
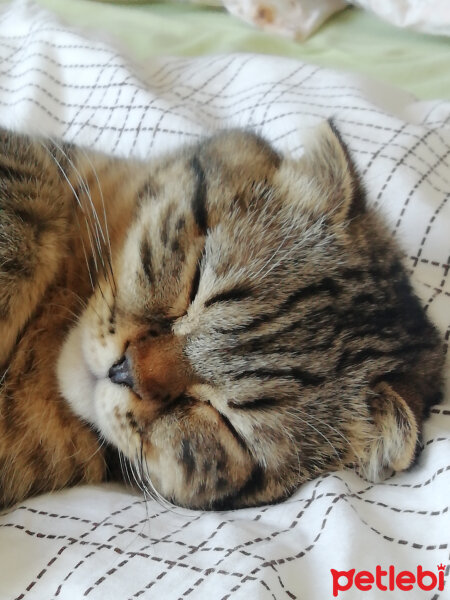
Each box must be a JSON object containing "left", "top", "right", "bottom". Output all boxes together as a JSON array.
[{"left": 0, "top": 1, "right": 449, "bottom": 599}]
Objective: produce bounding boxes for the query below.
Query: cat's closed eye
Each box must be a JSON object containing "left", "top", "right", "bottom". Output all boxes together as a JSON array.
[{"left": 189, "top": 259, "right": 203, "bottom": 306}]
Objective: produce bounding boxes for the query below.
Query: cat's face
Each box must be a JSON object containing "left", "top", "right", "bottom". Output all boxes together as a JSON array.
[{"left": 58, "top": 125, "right": 427, "bottom": 509}]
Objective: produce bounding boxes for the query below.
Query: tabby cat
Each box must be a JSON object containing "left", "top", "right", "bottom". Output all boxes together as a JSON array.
[{"left": 0, "top": 122, "right": 444, "bottom": 510}]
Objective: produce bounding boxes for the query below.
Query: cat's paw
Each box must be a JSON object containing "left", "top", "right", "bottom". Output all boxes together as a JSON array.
[{"left": 359, "top": 381, "right": 419, "bottom": 482}]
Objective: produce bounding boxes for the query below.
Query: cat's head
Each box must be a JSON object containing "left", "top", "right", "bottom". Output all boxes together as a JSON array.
[{"left": 58, "top": 122, "right": 438, "bottom": 509}]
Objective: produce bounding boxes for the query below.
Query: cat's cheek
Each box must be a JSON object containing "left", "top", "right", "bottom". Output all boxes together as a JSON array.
[
  {"left": 93, "top": 380, "right": 140, "bottom": 455},
  {"left": 57, "top": 323, "right": 98, "bottom": 424},
  {"left": 80, "top": 312, "right": 122, "bottom": 379}
]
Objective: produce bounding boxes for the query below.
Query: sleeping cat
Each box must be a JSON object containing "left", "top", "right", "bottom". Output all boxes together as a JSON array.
[{"left": 0, "top": 122, "right": 444, "bottom": 510}]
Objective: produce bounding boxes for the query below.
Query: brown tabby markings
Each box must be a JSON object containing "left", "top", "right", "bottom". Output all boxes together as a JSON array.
[{"left": 0, "top": 124, "right": 444, "bottom": 510}]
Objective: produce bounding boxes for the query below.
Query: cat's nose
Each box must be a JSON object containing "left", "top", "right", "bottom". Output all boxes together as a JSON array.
[{"left": 108, "top": 354, "right": 134, "bottom": 389}]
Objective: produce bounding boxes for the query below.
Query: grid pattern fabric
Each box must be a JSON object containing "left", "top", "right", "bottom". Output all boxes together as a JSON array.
[{"left": 0, "top": 2, "right": 449, "bottom": 599}]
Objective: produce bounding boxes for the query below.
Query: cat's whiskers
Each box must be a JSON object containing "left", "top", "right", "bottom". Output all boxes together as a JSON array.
[
  {"left": 78, "top": 216, "right": 96, "bottom": 292},
  {"left": 39, "top": 141, "right": 96, "bottom": 292},
  {"left": 45, "top": 139, "right": 116, "bottom": 313},
  {"left": 116, "top": 439, "right": 153, "bottom": 536},
  {"left": 84, "top": 220, "right": 101, "bottom": 274},
  {"left": 119, "top": 448, "right": 134, "bottom": 490},
  {"left": 129, "top": 458, "right": 146, "bottom": 496},
  {"left": 124, "top": 436, "right": 144, "bottom": 493},
  {"left": 78, "top": 145, "right": 116, "bottom": 295},
  {"left": 127, "top": 456, "right": 155, "bottom": 527},
  {"left": 135, "top": 441, "right": 162, "bottom": 504},
  {"left": 118, "top": 449, "right": 127, "bottom": 484},
  {"left": 47, "top": 138, "right": 107, "bottom": 269},
  {"left": 62, "top": 291, "right": 101, "bottom": 326},
  {"left": 135, "top": 439, "right": 183, "bottom": 513},
  {"left": 67, "top": 436, "right": 107, "bottom": 464},
  {"left": 125, "top": 438, "right": 162, "bottom": 514},
  {"left": 46, "top": 303, "right": 84, "bottom": 326},
  {"left": 62, "top": 287, "right": 88, "bottom": 311},
  {"left": 123, "top": 437, "right": 153, "bottom": 510}
]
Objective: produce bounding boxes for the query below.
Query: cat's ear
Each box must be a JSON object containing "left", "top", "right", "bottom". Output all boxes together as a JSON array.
[
  {"left": 298, "top": 120, "right": 365, "bottom": 225},
  {"left": 362, "top": 381, "right": 419, "bottom": 482}
]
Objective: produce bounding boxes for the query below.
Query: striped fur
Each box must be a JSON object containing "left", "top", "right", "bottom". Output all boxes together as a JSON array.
[{"left": 0, "top": 124, "right": 444, "bottom": 509}]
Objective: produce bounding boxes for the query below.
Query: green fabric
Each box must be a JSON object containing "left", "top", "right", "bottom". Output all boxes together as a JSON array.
[{"left": 35, "top": 0, "right": 450, "bottom": 99}]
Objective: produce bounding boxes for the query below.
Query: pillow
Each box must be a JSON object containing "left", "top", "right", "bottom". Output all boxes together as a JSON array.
[
  {"left": 350, "top": 0, "right": 450, "bottom": 36},
  {"left": 222, "top": 0, "right": 347, "bottom": 40}
]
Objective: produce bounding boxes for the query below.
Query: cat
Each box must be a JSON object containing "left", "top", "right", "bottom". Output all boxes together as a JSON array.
[{"left": 0, "top": 121, "right": 444, "bottom": 510}]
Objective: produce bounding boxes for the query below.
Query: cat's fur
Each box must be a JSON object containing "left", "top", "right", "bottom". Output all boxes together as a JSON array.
[{"left": 0, "top": 123, "right": 444, "bottom": 509}]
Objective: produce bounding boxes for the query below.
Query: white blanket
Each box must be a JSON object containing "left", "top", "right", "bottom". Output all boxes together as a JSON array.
[{"left": 0, "top": 1, "right": 449, "bottom": 599}]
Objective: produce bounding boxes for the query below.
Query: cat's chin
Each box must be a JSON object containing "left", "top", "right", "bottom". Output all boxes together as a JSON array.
[{"left": 57, "top": 322, "right": 100, "bottom": 425}]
